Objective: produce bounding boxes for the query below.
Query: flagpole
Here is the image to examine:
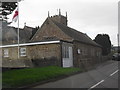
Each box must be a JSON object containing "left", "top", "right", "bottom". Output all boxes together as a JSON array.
[{"left": 17, "top": 1, "right": 20, "bottom": 59}]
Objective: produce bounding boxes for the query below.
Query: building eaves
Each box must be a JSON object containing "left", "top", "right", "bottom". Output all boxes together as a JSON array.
[{"left": 0, "top": 40, "right": 60, "bottom": 48}]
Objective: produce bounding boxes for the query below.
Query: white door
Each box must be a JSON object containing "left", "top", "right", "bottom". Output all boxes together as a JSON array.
[
  {"left": 63, "top": 47, "right": 73, "bottom": 67},
  {"left": 69, "top": 47, "right": 73, "bottom": 67}
]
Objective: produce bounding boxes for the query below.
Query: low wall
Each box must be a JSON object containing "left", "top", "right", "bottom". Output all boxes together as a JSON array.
[
  {"left": 31, "top": 57, "right": 59, "bottom": 67},
  {"left": 2, "top": 59, "right": 33, "bottom": 68},
  {"left": 101, "top": 54, "right": 112, "bottom": 63}
]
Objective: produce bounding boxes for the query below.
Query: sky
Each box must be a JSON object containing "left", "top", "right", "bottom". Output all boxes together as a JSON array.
[{"left": 8, "top": 0, "right": 119, "bottom": 46}]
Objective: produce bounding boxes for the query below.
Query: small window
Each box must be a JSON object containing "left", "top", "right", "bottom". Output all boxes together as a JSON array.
[
  {"left": 97, "top": 52, "right": 99, "bottom": 56},
  {"left": 20, "top": 48, "right": 26, "bottom": 57},
  {"left": 3, "top": 49, "right": 9, "bottom": 57},
  {"left": 97, "top": 52, "right": 101, "bottom": 57},
  {"left": 78, "top": 49, "right": 81, "bottom": 54}
]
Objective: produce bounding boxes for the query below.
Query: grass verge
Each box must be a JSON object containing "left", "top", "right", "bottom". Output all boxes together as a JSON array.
[{"left": 2, "top": 66, "right": 80, "bottom": 88}]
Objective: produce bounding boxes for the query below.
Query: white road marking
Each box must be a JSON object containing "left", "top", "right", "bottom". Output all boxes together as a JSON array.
[
  {"left": 88, "top": 69, "right": 119, "bottom": 90},
  {"left": 88, "top": 80, "right": 105, "bottom": 90},
  {"left": 110, "top": 70, "right": 119, "bottom": 76}
]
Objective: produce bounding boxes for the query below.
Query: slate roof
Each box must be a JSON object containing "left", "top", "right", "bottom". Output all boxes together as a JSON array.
[
  {"left": 1, "top": 17, "right": 100, "bottom": 47},
  {"left": 19, "top": 26, "right": 34, "bottom": 43},
  {"left": 1, "top": 20, "right": 37, "bottom": 45},
  {"left": 51, "top": 19, "right": 101, "bottom": 47}
]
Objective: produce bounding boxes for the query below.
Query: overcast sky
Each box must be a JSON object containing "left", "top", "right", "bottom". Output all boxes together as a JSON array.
[{"left": 8, "top": 0, "right": 118, "bottom": 46}]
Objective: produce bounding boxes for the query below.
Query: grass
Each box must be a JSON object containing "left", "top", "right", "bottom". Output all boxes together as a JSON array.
[{"left": 2, "top": 66, "right": 80, "bottom": 88}]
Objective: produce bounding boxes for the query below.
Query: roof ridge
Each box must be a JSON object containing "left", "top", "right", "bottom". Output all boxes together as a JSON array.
[
  {"left": 51, "top": 19, "right": 85, "bottom": 35},
  {"left": 51, "top": 19, "right": 101, "bottom": 47},
  {"left": 24, "top": 25, "right": 35, "bottom": 29},
  {"left": 30, "top": 17, "right": 50, "bottom": 41}
]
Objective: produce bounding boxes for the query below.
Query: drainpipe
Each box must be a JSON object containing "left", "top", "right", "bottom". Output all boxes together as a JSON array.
[{"left": 60, "top": 41, "right": 63, "bottom": 67}]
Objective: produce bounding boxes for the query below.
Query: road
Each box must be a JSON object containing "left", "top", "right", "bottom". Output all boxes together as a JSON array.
[{"left": 32, "top": 60, "right": 119, "bottom": 89}]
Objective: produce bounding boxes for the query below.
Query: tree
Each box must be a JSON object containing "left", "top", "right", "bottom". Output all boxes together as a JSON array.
[
  {"left": 94, "top": 34, "right": 111, "bottom": 56},
  {"left": 1, "top": 2, "right": 17, "bottom": 20}
]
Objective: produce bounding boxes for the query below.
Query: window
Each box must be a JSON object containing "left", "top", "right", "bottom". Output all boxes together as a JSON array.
[
  {"left": 63, "top": 46, "right": 69, "bottom": 58},
  {"left": 78, "top": 49, "right": 81, "bottom": 54},
  {"left": 97, "top": 52, "right": 99, "bottom": 56},
  {"left": 3, "top": 49, "right": 9, "bottom": 57},
  {"left": 97, "top": 52, "right": 101, "bottom": 57},
  {"left": 20, "top": 48, "right": 26, "bottom": 57}
]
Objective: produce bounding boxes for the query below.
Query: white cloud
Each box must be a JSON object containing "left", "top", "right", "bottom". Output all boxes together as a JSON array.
[{"left": 8, "top": 0, "right": 118, "bottom": 45}]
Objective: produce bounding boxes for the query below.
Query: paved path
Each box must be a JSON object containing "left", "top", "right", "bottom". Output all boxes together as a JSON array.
[{"left": 32, "top": 60, "right": 119, "bottom": 89}]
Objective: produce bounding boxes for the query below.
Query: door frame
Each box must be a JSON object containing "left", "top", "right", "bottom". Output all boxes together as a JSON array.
[{"left": 62, "top": 42, "right": 73, "bottom": 68}]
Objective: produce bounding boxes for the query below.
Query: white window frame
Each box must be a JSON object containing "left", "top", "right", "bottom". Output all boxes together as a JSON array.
[
  {"left": 20, "top": 48, "right": 26, "bottom": 57},
  {"left": 78, "top": 49, "right": 81, "bottom": 54},
  {"left": 3, "top": 49, "right": 9, "bottom": 57}
]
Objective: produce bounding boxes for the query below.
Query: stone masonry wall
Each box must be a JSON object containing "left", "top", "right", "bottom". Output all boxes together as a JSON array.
[
  {"left": 31, "top": 19, "right": 73, "bottom": 42},
  {"left": 28, "top": 44, "right": 61, "bottom": 67},
  {"left": 73, "top": 41, "right": 102, "bottom": 69},
  {"left": 1, "top": 43, "right": 61, "bottom": 68}
]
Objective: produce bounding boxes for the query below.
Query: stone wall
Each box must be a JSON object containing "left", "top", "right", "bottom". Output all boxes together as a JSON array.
[
  {"left": 1, "top": 43, "right": 61, "bottom": 68},
  {"left": 73, "top": 41, "right": 102, "bottom": 69},
  {"left": 28, "top": 44, "right": 61, "bottom": 67},
  {"left": 31, "top": 18, "right": 73, "bottom": 42},
  {"left": 1, "top": 40, "right": 102, "bottom": 69}
]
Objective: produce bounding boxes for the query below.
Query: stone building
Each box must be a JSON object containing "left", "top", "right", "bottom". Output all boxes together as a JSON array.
[{"left": 0, "top": 12, "right": 102, "bottom": 68}]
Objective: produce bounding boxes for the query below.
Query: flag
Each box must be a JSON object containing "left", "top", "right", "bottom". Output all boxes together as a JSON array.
[{"left": 12, "top": 8, "right": 18, "bottom": 22}]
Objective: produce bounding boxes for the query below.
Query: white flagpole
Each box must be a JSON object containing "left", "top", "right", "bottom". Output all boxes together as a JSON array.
[{"left": 17, "top": 1, "right": 20, "bottom": 59}]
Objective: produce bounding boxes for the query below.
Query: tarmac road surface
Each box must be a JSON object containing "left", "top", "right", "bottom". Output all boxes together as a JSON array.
[{"left": 32, "top": 60, "right": 119, "bottom": 89}]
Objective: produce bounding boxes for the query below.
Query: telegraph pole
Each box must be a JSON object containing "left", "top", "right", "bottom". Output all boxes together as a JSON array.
[
  {"left": 118, "top": 1, "right": 120, "bottom": 59},
  {"left": 118, "top": 34, "right": 120, "bottom": 61},
  {"left": 118, "top": 34, "right": 119, "bottom": 53}
]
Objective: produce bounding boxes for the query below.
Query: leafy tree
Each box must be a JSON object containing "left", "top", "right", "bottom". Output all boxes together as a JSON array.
[
  {"left": 94, "top": 34, "right": 111, "bottom": 56},
  {"left": 1, "top": 2, "right": 17, "bottom": 20}
]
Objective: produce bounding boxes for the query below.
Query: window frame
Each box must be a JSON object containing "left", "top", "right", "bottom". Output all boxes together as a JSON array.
[
  {"left": 78, "top": 49, "right": 81, "bottom": 54},
  {"left": 20, "top": 48, "right": 26, "bottom": 57},
  {"left": 3, "top": 49, "right": 9, "bottom": 57}
]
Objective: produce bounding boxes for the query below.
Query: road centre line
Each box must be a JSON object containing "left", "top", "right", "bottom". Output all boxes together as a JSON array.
[
  {"left": 88, "top": 69, "right": 119, "bottom": 90},
  {"left": 88, "top": 80, "right": 105, "bottom": 90},
  {"left": 110, "top": 70, "right": 119, "bottom": 76}
]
